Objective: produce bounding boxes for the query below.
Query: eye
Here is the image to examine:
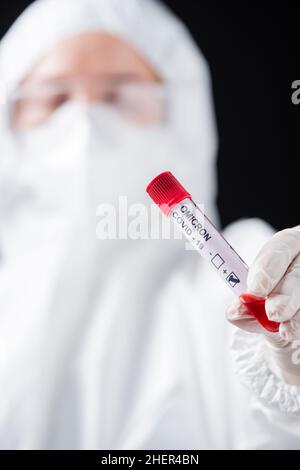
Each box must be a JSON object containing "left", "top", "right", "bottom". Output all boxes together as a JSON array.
[
  {"left": 34, "top": 91, "right": 69, "bottom": 110},
  {"left": 102, "top": 88, "right": 119, "bottom": 105},
  {"left": 10, "top": 91, "right": 70, "bottom": 130}
]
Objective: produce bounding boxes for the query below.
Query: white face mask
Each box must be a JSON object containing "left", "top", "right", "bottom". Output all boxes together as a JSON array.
[{"left": 8, "top": 103, "right": 188, "bottom": 220}]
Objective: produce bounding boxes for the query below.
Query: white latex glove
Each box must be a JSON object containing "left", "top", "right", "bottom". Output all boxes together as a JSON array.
[{"left": 226, "top": 226, "right": 300, "bottom": 385}]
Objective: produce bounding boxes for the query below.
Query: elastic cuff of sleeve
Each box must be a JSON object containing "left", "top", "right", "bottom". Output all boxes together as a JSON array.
[{"left": 231, "top": 329, "right": 300, "bottom": 416}]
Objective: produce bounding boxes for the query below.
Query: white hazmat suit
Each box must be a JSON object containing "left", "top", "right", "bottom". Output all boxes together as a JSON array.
[{"left": 0, "top": 0, "right": 299, "bottom": 450}]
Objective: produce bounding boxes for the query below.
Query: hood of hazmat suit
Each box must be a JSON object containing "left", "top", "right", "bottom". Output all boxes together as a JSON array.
[{"left": 0, "top": 0, "right": 299, "bottom": 451}]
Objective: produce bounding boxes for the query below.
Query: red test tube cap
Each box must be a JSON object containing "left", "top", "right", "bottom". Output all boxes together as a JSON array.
[{"left": 146, "top": 171, "right": 192, "bottom": 215}]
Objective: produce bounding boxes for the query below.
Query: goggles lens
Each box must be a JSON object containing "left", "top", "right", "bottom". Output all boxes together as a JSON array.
[{"left": 9, "top": 78, "right": 166, "bottom": 131}]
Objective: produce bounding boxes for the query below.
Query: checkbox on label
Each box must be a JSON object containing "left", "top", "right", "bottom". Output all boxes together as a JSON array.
[{"left": 211, "top": 254, "right": 225, "bottom": 269}]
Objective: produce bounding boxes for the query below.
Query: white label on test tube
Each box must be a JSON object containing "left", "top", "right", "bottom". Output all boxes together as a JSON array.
[{"left": 169, "top": 197, "right": 248, "bottom": 296}]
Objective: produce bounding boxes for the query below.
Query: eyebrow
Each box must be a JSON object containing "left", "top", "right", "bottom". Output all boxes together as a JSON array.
[{"left": 26, "top": 71, "right": 159, "bottom": 84}]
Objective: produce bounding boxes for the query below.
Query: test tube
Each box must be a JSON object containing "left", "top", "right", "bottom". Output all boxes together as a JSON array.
[{"left": 146, "top": 171, "right": 279, "bottom": 333}]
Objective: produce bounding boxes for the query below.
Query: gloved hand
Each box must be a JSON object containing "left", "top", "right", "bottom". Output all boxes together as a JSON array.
[{"left": 226, "top": 226, "right": 300, "bottom": 385}]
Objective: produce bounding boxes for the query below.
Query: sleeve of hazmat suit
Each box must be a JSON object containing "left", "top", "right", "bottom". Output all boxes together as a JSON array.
[{"left": 166, "top": 218, "right": 300, "bottom": 448}]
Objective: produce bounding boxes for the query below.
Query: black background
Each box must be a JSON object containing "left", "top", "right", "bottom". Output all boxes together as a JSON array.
[{"left": 1, "top": 1, "right": 299, "bottom": 230}]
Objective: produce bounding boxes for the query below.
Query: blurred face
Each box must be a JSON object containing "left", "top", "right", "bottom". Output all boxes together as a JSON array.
[{"left": 11, "top": 32, "right": 162, "bottom": 130}]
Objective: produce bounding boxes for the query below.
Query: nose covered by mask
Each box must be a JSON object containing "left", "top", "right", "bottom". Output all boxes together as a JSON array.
[{"left": 11, "top": 104, "right": 188, "bottom": 220}]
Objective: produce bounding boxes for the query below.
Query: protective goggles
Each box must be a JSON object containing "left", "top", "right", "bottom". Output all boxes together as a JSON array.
[{"left": 7, "top": 77, "right": 166, "bottom": 131}]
